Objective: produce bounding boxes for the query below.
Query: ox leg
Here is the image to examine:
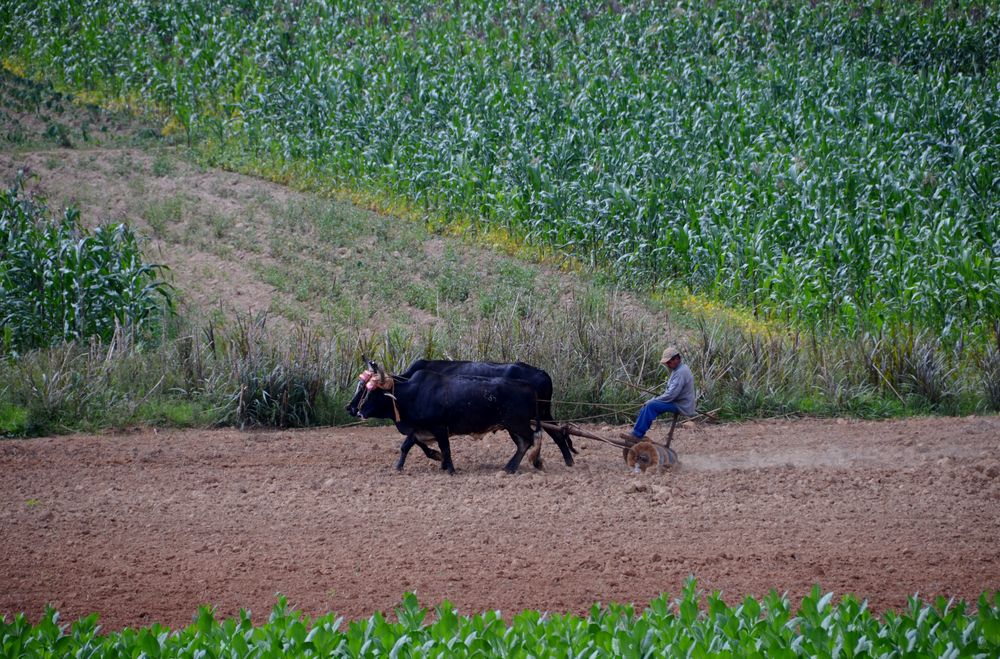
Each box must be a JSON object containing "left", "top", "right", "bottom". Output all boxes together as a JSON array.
[
  {"left": 396, "top": 434, "right": 419, "bottom": 471},
  {"left": 413, "top": 439, "right": 442, "bottom": 463},
  {"left": 435, "top": 431, "right": 455, "bottom": 474},
  {"left": 545, "top": 425, "right": 575, "bottom": 467},
  {"left": 503, "top": 428, "right": 531, "bottom": 474}
]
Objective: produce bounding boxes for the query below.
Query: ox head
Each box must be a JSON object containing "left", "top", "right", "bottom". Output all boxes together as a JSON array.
[
  {"left": 346, "top": 357, "right": 380, "bottom": 416},
  {"left": 348, "top": 359, "right": 396, "bottom": 420}
]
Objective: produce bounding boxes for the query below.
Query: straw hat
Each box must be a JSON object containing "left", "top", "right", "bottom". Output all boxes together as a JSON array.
[{"left": 659, "top": 345, "right": 681, "bottom": 364}]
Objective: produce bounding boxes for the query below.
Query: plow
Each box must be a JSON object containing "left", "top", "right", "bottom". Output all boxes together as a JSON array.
[
  {"left": 540, "top": 409, "right": 717, "bottom": 473},
  {"left": 541, "top": 414, "right": 681, "bottom": 473}
]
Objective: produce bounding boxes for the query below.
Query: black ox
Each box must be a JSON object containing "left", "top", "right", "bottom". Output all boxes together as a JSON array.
[
  {"left": 347, "top": 359, "right": 576, "bottom": 467},
  {"left": 356, "top": 362, "right": 543, "bottom": 474}
]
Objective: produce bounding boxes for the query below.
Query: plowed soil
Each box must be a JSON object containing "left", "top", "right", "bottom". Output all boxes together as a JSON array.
[{"left": 3, "top": 416, "right": 999, "bottom": 629}]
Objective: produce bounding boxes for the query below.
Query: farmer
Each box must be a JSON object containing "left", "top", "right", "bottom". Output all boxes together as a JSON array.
[{"left": 621, "top": 345, "right": 696, "bottom": 442}]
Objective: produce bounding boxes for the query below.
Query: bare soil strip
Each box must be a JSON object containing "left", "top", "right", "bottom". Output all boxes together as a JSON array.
[{"left": 2, "top": 416, "right": 998, "bottom": 629}]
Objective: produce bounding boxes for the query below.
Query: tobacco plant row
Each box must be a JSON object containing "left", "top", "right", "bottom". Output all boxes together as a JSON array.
[
  {"left": 2, "top": 0, "right": 998, "bottom": 347},
  {"left": 3, "top": 584, "right": 999, "bottom": 658}
]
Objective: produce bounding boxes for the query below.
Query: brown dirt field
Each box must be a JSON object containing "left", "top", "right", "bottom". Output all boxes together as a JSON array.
[{"left": 2, "top": 416, "right": 998, "bottom": 630}]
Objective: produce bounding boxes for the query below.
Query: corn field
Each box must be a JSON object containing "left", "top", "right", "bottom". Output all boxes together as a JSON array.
[{"left": 3, "top": 0, "right": 997, "bottom": 346}]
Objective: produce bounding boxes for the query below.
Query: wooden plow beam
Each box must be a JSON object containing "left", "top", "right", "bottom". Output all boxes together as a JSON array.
[{"left": 540, "top": 421, "right": 678, "bottom": 472}]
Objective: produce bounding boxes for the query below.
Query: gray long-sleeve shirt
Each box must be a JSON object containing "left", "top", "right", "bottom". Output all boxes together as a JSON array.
[{"left": 654, "top": 363, "right": 696, "bottom": 416}]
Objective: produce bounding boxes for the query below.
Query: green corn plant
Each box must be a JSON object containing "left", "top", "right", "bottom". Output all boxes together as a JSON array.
[{"left": 0, "top": 176, "right": 173, "bottom": 355}]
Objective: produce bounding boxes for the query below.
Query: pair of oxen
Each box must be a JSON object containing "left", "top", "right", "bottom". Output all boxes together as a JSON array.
[{"left": 346, "top": 359, "right": 576, "bottom": 474}]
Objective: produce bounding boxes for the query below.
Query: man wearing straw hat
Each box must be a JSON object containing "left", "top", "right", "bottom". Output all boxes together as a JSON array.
[{"left": 620, "top": 345, "right": 696, "bottom": 442}]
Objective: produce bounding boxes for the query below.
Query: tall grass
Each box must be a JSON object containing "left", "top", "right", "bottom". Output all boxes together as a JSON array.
[
  {"left": 4, "top": 282, "right": 994, "bottom": 438},
  {"left": 0, "top": 286, "right": 665, "bottom": 436},
  {"left": 688, "top": 318, "right": 994, "bottom": 418},
  {"left": 3, "top": 0, "right": 997, "bottom": 347}
]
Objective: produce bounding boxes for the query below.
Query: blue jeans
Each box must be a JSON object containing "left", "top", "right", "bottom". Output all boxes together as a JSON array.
[{"left": 631, "top": 399, "right": 682, "bottom": 438}]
